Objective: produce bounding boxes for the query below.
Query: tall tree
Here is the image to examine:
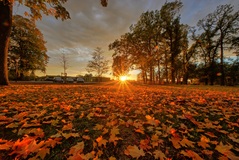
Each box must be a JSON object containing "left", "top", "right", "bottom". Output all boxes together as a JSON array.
[
  {"left": 195, "top": 4, "right": 239, "bottom": 85},
  {"left": 86, "top": 47, "right": 109, "bottom": 81},
  {"left": 130, "top": 11, "right": 158, "bottom": 84},
  {"left": 197, "top": 14, "right": 220, "bottom": 85},
  {"left": 59, "top": 52, "right": 69, "bottom": 81},
  {"left": 212, "top": 4, "right": 239, "bottom": 85},
  {"left": 9, "top": 15, "right": 48, "bottom": 80},
  {"left": 0, "top": 0, "right": 107, "bottom": 85},
  {"left": 160, "top": 1, "right": 187, "bottom": 84}
]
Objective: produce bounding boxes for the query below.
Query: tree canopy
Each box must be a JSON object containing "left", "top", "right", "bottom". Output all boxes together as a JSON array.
[
  {"left": 0, "top": 0, "right": 108, "bottom": 85},
  {"left": 86, "top": 47, "right": 109, "bottom": 80},
  {"left": 9, "top": 15, "right": 48, "bottom": 80},
  {"left": 109, "top": 1, "right": 239, "bottom": 85}
]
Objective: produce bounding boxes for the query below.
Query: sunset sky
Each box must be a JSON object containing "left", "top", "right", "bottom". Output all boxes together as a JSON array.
[{"left": 13, "top": 0, "right": 239, "bottom": 79}]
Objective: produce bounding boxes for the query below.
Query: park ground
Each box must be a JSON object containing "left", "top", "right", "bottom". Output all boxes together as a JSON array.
[{"left": 0, "top": 82, "right": 239, "bottom": 160}]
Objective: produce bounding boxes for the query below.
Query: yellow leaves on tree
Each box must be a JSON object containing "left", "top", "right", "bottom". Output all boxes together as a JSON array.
[{"left": 124, "top": 145, "right": 145, "bottom": 159}]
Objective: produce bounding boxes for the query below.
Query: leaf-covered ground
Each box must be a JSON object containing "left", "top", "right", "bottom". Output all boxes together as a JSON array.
[{"left": 0, "top": 82, "right": 239, "bottom": 160}]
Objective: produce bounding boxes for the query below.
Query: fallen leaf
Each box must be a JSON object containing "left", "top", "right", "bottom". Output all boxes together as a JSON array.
[
  {"left": 170, "top": 136, "right": 181, "bottom": 149},
  {"left": 180, "top": 150, "right": 203, "bottom": 160},
  {"left": 215, "top": 142, "right": 239, "bottom": 160},
  {"left": 96, "top": 136, "right": 108, "bottom": 147},
  {"left": 153, "top": 150, "right": 166, "bottom": 160},
  {"left": 124, "top": 145, "right": 145, "bottom": 159},
  {"left": 69, "top": 141, "right": 84, "bottom": 155},
  {"left": 94, "top": 124, "right": 104, "bottom": 130}
]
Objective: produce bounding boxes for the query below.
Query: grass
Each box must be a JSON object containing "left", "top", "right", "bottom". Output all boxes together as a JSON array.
[{"left": 0, "top": 82, "right": 239, "bottom": 159}]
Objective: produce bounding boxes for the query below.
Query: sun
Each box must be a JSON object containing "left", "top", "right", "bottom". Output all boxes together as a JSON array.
[{"left": 119, "top": 76, "right": 127, "bottom": 82}]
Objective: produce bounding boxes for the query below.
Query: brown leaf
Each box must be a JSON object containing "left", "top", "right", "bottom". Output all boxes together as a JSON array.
[
  {"left": 96, "top": 136, "right": 108, "bottom": 147},
  {"left": 109, "top": 134, "right": 122, "bottom": 146},
  {"left": 139, "top": 139, "right": 151, "bottom": 150},
  {"left": 82, "top": 135, "right": 91, "bottom": 140},
  {"left": 170, "top": 136, "right": 181, "bottom": 149},
  {"left": 62, "top": 123, "right": 73, "bottom": 131},
  {"left": 180, "top": 137, "right": 194, "bottom": 147},
  {"left": 180, "top": 150, "right": 203, "bottom": 160},
  {"left": 0, "top": 139, "right": 13, "bottom": 150},
  {"left": 215, "top": 142, "right": 239, "bottom": 160},
  {"left": 35, "top": 147, "right": 50, "bottom": 159},
  {"left": 134, "top": 128, "right": 145, "bottom": 134},
  {"left": 153, "top": 150, "right": 166, "bottom": 160},
  {"left": 94, "top": 124, "right": 104, "bottom": 130},
  {"left": 62, "top": 133, "right": 80, "bottom": 139},
  {"left": 197, "top": 135, "right": 210, "bottom": 149},
  {"left": 69, "top": 141, "right": 84, "bottom": 155},
  {"left": 109, "top": 156, "right": 117, "bottom": 160},
  {"left": 110, "top": 126, "right": 120, "bottom": 136},
  {"left": 124, "top": 145, "right": 145, "bottom": 159}
]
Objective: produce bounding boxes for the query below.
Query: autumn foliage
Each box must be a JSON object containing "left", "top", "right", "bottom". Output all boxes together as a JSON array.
[{"left": 0, "top": 83, "right": 239, "bottom": 159}]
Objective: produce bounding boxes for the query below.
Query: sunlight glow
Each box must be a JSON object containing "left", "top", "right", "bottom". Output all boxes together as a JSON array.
[{"left": 119, "top": 76, "right": 127, "bottom": 82}]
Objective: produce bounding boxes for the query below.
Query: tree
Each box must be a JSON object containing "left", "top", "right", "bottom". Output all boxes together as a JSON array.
[
  {"left": 0, "top": 0, "right": 107, "bottom": 85},
  {"left": 86, "top": 47, "right": 109, "bottom": 81},
  {"left": 211, "top": 4, "right": 239, "bottom": 85},
  {"left": 194, "top": 4, "right": 239, "bottom": 85},
  {"left": 9, "top": 15, "right": 48, "bottom": 80},
  {"left": 60, "top": 52, "right": 69, "bottom": 81},
  {"left": 197, "top": 16, "right": 220, "bottom": 85},
  {"left": 160, "top": 1, "right": 186, "bottom": 84},
  {"left": 112, "top": 55, "right": 130, "bottom": 78},
  {"left": 129, "top": 10, "right": 162, "bottom": 84},
  {"left": 109, "top": 1, "right": 187, "bottom": 84}
]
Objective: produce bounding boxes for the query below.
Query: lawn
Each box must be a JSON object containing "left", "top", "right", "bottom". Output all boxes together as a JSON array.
[{"left": 0, "top": 82, "right": 239, "bottom": 160}]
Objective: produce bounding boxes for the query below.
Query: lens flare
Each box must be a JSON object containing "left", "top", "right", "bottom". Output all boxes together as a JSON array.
[{"left": 119, "top": 76, "right": 127, "bottom": 82}]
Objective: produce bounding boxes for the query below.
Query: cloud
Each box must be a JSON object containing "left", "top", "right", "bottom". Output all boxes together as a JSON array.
[{"left": 14, "top": 0, "right": 239, "bottom": 77}]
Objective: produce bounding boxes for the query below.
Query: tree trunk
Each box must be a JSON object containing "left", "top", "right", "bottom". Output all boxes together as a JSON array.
[
  {"left": 220, "top": 35, "right": 225, "bottom": 86},
  {"left": 171, "top": 57, "right": 175, "bottom": 84},
  {"left": 0, "top": 1, "right": 12, "bottom": 85},
  {"left": 149, "top": 65, "right": 153, "bottom": 84},
  {"left": 183, "top": 72, "right": 189, "bottom": 84},
  {"left": 157, "top": 59, "right": 161, "bottom": 84}
]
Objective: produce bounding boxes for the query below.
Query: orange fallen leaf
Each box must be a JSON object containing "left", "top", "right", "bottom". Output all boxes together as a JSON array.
[
  {"left": 96, "top": 136, "right": 108, "bottom": 147},
  {"left": 180, "top": 137, "right": 194, "bottom": 147},
  {"left": 197, "top": 135, "right": 210, "bottom": 149},
  {"left": 69, "top": 141, "right": 84, "bottom": 155},
  {"left": 170, "top": 136, "right": 181, "bottom": 149},
  {"left": 153, "top": 150, "right": 166, "bottom": 160},
  {"left": 180, "top": 150, "right": 203, "bottom": 160},
  {"left": 124, "top": 145, "right": 145, "bottom": 159},
  {"left": 215, "top": 142, "right": 239, "bottom": 160},
  {"left": 82, "top": 135, "right": 91, "bottom": 140},
  {"left": 0, "top": 139, "right": 13, "bottom": 150}
]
